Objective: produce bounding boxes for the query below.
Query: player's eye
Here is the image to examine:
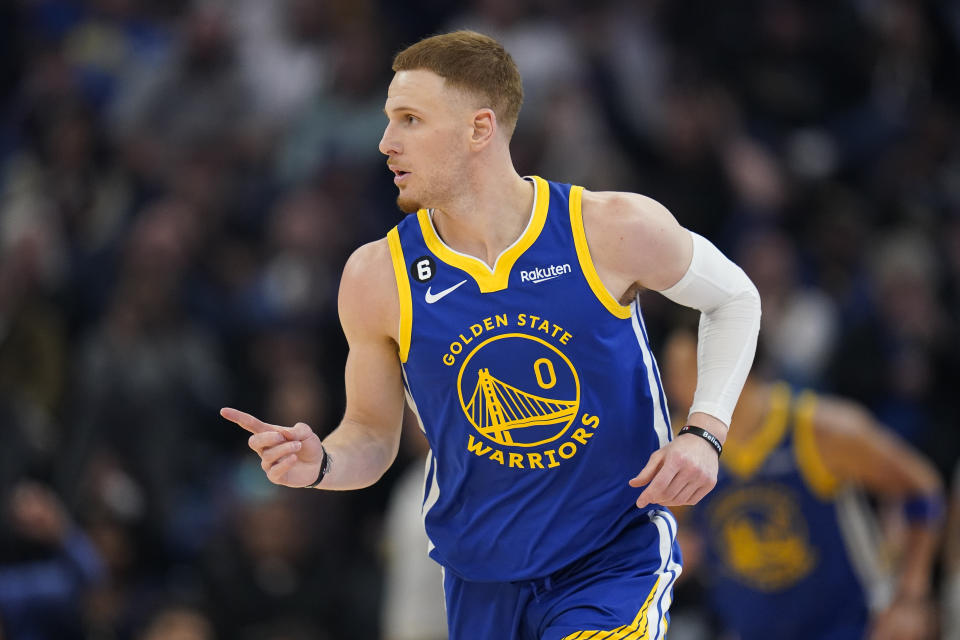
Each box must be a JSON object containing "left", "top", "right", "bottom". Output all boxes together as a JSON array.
[{"left": 406, "top": 115, "right": 418, "bottom": 124}]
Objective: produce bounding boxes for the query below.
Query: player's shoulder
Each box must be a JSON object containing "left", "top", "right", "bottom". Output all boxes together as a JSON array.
[
  {"left": 577, "top": 187, "right": 689, "bottom": 291},
  {"left": 339, "top": 237, "right": 399, "bottom": 340},
  {"left": 580, "top": 188, "right": 675, "bottom": 229},
  {"left": 343, "top": 237, "right": 393, "bottom": 279}
]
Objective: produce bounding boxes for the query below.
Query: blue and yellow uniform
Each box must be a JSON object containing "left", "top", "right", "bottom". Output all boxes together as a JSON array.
[
  {"left": 690, "top": 383, "right": 884, "bottom": 640},
  {"left": 387, "top": 177, "right": 681, "bottom": 639}
]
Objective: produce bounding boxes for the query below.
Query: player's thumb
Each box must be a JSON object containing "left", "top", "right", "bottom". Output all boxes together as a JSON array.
[{"left": 629, "top": 450, "right": 663, "bottom": 488}]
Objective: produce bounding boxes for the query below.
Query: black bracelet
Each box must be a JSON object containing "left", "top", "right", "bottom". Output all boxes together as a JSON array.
[
  {"left": 302, "top": 444, "right": 331, "bottom": 488},
  {"left": 678, "top": 425, "right": 723, "bottom": 457}
]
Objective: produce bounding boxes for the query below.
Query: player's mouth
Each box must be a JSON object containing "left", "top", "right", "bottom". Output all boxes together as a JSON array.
[{"left": 390, "top": 167, "right": 411, "bottom": 185}]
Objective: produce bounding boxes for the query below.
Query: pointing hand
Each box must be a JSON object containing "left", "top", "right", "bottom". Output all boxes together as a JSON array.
[{"left": 221, "top": 407, "right": 325, "bottom": 488}]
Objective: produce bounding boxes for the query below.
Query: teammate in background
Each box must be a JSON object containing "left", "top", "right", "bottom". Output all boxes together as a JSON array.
[
  {"left": 222, "top": 31, "right": 761, "bottom": 639},
  {"left": 662, "top": 327, "right": 944, "bottom": 640}
]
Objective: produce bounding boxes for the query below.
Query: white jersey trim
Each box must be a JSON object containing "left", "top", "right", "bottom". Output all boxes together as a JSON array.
[
  {"left": 401, "top": 363, "right": 441, "bottom": 555},
  {"left": 649, "top": 509, "right": 683, "bottom": 639},
  {"left": 631, "top": 299, "right": 672, "bottom": 448}
]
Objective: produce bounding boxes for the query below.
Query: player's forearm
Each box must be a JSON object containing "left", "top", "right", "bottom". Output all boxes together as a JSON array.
[
  {"left": 895, "top": 522, "right": 941, "bottom": 600},
  {"left": 659, "top": 231, "right": 761, "bottom": 431},
  {"left": 689, "top": 287, "right": 761, "bottom": 428},
  {"left": 686, "top": 411, "right": 730, "bottom": 445},
  {"left": 895, "top": 481, "right": 946, "bottom": 599},
  {"left": 317, "top": 418, "right": 401, "bottom": 490}
]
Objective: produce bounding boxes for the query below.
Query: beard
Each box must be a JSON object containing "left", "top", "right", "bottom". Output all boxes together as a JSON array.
[
  {"left": 396, "top": 193, "right": 421, "bottom": 214},
  {"left": 394, "top": 166, "right": 457, "bottom": 214}
]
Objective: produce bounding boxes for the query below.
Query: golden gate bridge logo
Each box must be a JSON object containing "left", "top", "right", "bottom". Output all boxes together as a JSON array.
[{"left": 457, "top": 334, "right": 580, "bottom": 447}]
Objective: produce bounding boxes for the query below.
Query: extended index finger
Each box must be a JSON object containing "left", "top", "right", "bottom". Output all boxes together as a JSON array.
[{"left": 220, "top": 407, "right": 281, "bottom": 434}]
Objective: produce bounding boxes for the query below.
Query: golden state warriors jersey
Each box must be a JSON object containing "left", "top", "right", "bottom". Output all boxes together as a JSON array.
[
  {"left": 691, "top": 384, "right": 880, "bottom": 640},
  {"left": 387, "top": 176, "right": 674, "bottom": 582}
]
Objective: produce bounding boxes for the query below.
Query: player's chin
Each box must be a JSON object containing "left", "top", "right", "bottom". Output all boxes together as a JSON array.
[{"left": 396, "top": 194, "right": 421, "bottom": 214}]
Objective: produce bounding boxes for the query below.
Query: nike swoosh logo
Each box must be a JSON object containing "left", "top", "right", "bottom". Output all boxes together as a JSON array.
[{"left": 425, "top": 279, "right": 468, "bottom": 304}]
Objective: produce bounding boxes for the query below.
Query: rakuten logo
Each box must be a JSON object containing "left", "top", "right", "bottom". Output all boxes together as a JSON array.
[{"left": 519, "top": 263, "right": 572, "bottom": 284}]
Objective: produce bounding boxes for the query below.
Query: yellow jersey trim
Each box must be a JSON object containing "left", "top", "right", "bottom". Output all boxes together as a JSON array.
[
  {"left": 560, "top": 575, "right": 661, "bottom": 640},
  {"left": 386, "top": 227, "right": 412, "bottom": 363},
  {"left": 722, "top": 383, "right": 792, "bottom": 479},
  {"left": 793, "top": 390, "right": 840, "bottom": 500},
  {"left": 416, "top": 175, "right": 549, "bottom": 293},
  {"left": 569, "top": 185, "right": 632, "bottom": 319}
]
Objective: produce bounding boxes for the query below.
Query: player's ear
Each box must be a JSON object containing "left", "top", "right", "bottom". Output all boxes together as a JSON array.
[{"left": 470, "top": 108, "right": 496, "bottom": 150}]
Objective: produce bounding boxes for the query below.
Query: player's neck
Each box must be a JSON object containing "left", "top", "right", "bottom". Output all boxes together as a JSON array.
[{"left": 430, "top": 167, "right": 534, "bottom": 270}]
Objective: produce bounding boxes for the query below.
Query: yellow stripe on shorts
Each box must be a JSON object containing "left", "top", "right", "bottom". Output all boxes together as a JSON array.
[{"left": 560, "top": 576, "right": 662, "bottom": 640}]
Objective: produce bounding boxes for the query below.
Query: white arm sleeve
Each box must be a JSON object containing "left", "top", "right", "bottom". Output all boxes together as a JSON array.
[{"left": 658, "top": 231, "right": 761, "bottom": 427}]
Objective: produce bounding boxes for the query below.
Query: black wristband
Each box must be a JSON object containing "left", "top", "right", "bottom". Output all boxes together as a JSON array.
[
  {"left": 302, "top": 444, "right": 331, "bottom": 488},
  {"left": 678, "top": 425, "right": 723, "bottom": 457}
]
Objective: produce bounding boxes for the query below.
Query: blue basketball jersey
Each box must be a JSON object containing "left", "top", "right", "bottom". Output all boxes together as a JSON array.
[
  {"left": 690, "top": 383, "right": 882, "bottom": 640},
  {"left": 386, "top": 176, "right": 674, "bottom": 582}
]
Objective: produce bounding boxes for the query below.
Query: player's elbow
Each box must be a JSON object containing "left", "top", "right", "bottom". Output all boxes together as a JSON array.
[
  {"left": 743, "top": 278, "right": 762, "bottom": 321},
  {"left": 705, "top": 277, "right": 761, "bottom": 326},
  {"left": 374, "top": 430, "right": 404, "bottom": 483}
]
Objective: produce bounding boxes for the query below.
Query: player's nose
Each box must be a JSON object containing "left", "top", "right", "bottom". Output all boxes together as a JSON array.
[{"left": 379, "top": 124, "right": 400, "bottom": 156}]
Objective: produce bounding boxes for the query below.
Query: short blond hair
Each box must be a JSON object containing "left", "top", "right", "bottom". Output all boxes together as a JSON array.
[{"left": 393, "top": 30, "right": 524, "bottom": 137}]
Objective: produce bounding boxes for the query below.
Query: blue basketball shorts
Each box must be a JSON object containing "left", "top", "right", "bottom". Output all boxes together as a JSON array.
[{"left": 443, "top": 509, "right": 682, "bottom": 640}]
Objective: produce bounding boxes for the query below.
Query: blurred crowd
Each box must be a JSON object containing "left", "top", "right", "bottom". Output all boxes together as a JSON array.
[{"left": 0, "top": 0, "right": 958, "bottom": 638}]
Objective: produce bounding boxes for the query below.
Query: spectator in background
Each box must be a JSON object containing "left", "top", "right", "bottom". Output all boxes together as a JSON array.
[
  {"left": 200, "top": 461, "right": 344, "bottom": 640},
  {"left": 0, "top": 207, "right": 67, "bottom": 503},
  {"left": 251, "top": 187, "right": 350, "bottom": 329},
  {"left": 56, "top": 0, "right": 174, "bottom": 111},
  {"left": 738, "top": 227, "right": 839, "bottom": 387},
  {"left": 829, "top": 228, "right": 952, "bottom": 470},
  {"left": 0, "top": 170, "right": 68, "bottom": 418},
  {"left": 276, "top": 18, "right": 390, "bottom": 185},
  {"left": 64, "top": 196, "right": 227, "bottom": 540},
  {"left": 0, "top": 482, "right": 104, "bottom": 640},
  {"left": 5, "top": 98, "right": 133, "bottom": 348},
  {"left": 80, "top": 459, "right": 154, "bottom": 640},
  {"left": 663, "top": 326, "right": 944, "bottom": 640},
  {"left": 201, "top": 356, "right": 382, "bottom": 639},
  {"left": 229, "top": 0, "right": 329, "bottom": 131},
  {"left": 109, "top": 1, "right": 259, "bottom": 188}
]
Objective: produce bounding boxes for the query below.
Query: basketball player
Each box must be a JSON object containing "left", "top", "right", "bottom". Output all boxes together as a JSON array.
[
  {"left": 663, "top": 328, "right": 944, "bottom": 640},
  {"left": 222, "top": 31, "right": 761, "bottom": 639}
]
